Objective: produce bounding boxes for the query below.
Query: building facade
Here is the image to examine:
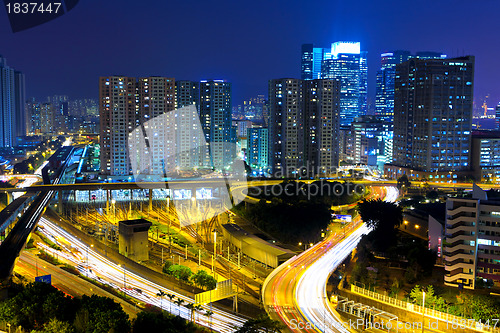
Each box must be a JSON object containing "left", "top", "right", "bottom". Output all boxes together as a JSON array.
[
  {"left": 199, "top": 80, "right": 235, "bottom": 171},
  {"left": 375, "top": 51, "right": 446, "bottom": 123},
  {"left": 344, "top": 116, "right": 392, "bottom": 168},
  {"left": 247, "top": 127, "right": 269, "bottom": 173},
  {"left": 445, "top": 185, "right": 500, "bottom": 289},
  {"left": 99, "top": 76, "right": 138, "bottom": 177},
  {"left": 40, "top": 103, "right": 55, "bottom": 135},
  {"left": 391, "top": 56, "right": 474, "bottom": 174},
  {"left": 269, "top": 78, "right": 340, "bottom": 177},
  {"left": 301, "top": 42, "right": 367, "bottom": 126},
  {"left": 471, "top": 130, "right": 500, "bottom": 183},
  {"left": 0, "top": 56, "right": 25, "bottom": 147}
]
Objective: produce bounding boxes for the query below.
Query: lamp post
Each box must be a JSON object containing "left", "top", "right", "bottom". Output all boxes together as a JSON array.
[
  {"left": 212, "top": 229, "right": 217, "bottom": 275},
  {"left": 111, "top": 199, "right": 116, "bottom": 222},
  {"left": 86, "top": 244, "right": 94, "bottom": 277},
  {"left": 422, "top": 291, "right": 426, "bottom": 333},
  {"left": 118, "top": 264, "right": 126, "bottom": 289}
]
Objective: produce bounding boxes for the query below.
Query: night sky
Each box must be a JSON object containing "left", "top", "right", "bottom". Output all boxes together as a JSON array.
[{"left": 1, "top": 0, "right": 500, "bottom": 107}]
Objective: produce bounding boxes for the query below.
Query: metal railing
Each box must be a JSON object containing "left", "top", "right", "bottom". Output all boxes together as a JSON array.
[{"left": 351, "top": 285, "right": 500, "bottom": 333}]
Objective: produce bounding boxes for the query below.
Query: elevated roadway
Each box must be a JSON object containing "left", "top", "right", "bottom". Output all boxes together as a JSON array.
[{"left": 262, "top": 185, "right": 399, "bottom": 332}]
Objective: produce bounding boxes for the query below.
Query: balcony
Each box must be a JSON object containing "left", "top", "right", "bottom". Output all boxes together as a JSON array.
[
  {"left": 445, "top": 262, "right": 475, "bottom": 272},
  {"left": 444, "top": 252, "right": 475, "bottom": 262}
]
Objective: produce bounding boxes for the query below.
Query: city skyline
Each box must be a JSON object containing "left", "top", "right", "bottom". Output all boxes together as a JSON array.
[{"left": 1, "top": 0, "right": 500, "bottom": 106}]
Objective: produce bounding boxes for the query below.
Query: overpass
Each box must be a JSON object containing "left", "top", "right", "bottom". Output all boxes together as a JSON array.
[{"left": 0, "top": 146, "right": 74, "bottom": 279}]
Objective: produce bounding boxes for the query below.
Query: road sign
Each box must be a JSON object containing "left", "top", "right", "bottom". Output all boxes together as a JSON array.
[
  {"left": 35, "top": 274, "right": 51, "bottom": 285},
  {"left": 333, "top": 214, "right": 352, "bottom": 222},
  {"left": 195, "top": 279, "right": 235, "bottom": 305}
]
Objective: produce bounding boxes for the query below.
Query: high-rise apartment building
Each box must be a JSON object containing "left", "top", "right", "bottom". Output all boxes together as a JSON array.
[
  {"left": 391, "top": 56, "right": 474, "bottom": 174},
  {"left": 269, "top": 78, "right": 340, "bottom": 177},
  {"left": 0, "top": 56, "right": 25, "bottom": 147},
  {"left": 134, "top": 77, "right": 176, "bottom": 175},
  {"left": 301, "top": 42, "right": 367, "bottom": 126},
  {"left": 26, "top": 98, "right": 41, "bottom": 135},
  {"left": 304, "top": 79, "right": 341, "bottom": 175},
  {"left": 269, "top": 79, "right": 304, "bottom": 176},
  {"left": 496, "top": 103, "right": 500, "bottom": 130},
  {"left": 445, "top": 185, "right": 500, "bottom": 289},
  {"left": 247, "top": 127, "right": 269, "bottom": 173},
  {"left": 40, "top": 103, "right": 55, "bottom": 135},
  {"left": 174, "top": 81, "right": 204, "bottom": 170},
  {"left": 175, "top": 80, "right": 198, "bottom": 109},
  {"left": 199, "top": 80, "right": 235, "bottom": 171},
  {"left": 99, "top": 76, "right": 138, "bottom": 177},
  {"left": 344, "top": 116, "right": 392, "bottom": 168},
  {"left": 375, "top": 51, "right": 446, "bottom": 123},
  {"left": 471, "top": 130, "right": 500, "bottom": 183}
]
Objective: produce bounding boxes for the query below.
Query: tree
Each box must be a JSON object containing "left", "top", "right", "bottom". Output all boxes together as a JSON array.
[
  {"left": 156, "top": 290, "right": 166, "bottom": 312},
  {"left": 235, "top": 314, "right": 283, "bottom": 333},
  {"left": 162, "top": 260, "right": 173, "bottom": 274},
  {"left": 357, "top": 199, "right": 403, "bottom": 250},
  {"left": 74, "top": 294, "right": 130, "bottom": 333},
  {"left": 174, "top": 298, "right": 184, "bottom": 316},
  {"left": 167, "top": 265, "right": 193, "bottom": 283},
  {"left": 35, "top": 318, "right": 74, "bottom": 333},
  {"left": 132, "top": 312, "right": 197, "bottom": 333},
  {"left": 166, "top": 293, "right": 176, "bottom": 314},
  {"left": 397, "top": 174, "right": 411, "bottom": 190},
  {"left": 191, "top": 270, "right": 217, "bottom": 290},
  {"left": 185, "top": 303, "right": 195, "bottom": 322},
  {"left": 0, "top": 282, "right": 76, "bottom": 331},
  {"left": 204, "top": 310, "right": 214, "bottom": 329}
]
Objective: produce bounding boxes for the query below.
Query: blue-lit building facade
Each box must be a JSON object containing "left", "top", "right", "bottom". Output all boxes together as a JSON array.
[
  {"left": 0, "top": 56, "right": 26, "bottom": 148},
  {"left": 471, "top": 130, "right": 500, "bottom": 183},
  {"left": 199, "top": 80, "right": 235, "bottom": 171},
  {"left": 344, "top": 116, "right": 392, "bottom": 169},
  {"left": 385, "top": 56, "right": 475, "bottom": 180},
  {"left": 301, "top": 42, "right": 367, "bottom": 126},
  {"left": 375, "top": 51, "right": 446, "bottom": 123},
  {"left": 247, "top": 127, "right": 269, "bottom": 174}
]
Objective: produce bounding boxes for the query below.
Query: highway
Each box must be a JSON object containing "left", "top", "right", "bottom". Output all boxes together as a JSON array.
[
  {"left": 262, "top": 185, "right": 399, "bottom": 332},
  {"left": 14, "top": 251, "right": 140, "bottom": 318},
  {"left": 36, "top": 216, "right": 247, "bottom": 332},
  {"left": 0, "top": 147, "right": 72, "bottom": 279}
]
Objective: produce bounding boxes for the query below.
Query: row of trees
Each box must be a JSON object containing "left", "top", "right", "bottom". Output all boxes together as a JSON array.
[
  {"left": 162, "top": 262, "right": 217, "bottom": 290},
  {"left": 409, "top": 285, "right": 500, "bottom": 321},
  {"left": 351, "top": 199, "right": 437, "bottom": 288},
  {"left": 0, "top": 282, "right": 217, "bottom": 333},
  {"left": 0, "top": 282, "right": 130, "bottom": 332},
  {"left": 155, "top": 290, "right": 212, "bottom": 324}
]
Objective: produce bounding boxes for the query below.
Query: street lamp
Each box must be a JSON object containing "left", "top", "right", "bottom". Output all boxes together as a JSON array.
[
  {"left": 86, "top": 244, "right": 94, "bottom": 277},
  {"left": 212, "top": 229, "right": 217, "bottom": 275},
  {"left": 422, "top": 291, "right": 426, "bottom": 333},
  {"left": 118, "top": 264, "right": 126, "bottom": 289},
  {"left": 111, "top": 199, "right": 116, "bottom": 222}
]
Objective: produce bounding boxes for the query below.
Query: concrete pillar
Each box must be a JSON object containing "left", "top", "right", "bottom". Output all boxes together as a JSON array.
[
  {"left": 58, "top": 190, "right": 63, "bottom": 214},
  {"left": 6, "top": 192, "right": 13, "bottom": 205},
  {"left": 148, "top": 189, "right": 153, "bottom": 212},
  {"left": 106, "top": 190, "right": 110, "bottom": 214}
]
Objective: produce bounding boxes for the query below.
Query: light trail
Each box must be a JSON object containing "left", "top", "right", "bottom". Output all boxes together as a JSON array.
[
  {"left": 37, "top": 217, "right": 246, "bottom": 332},
  {"left": 263, "top": 186, "right": 399, "bottom": 332}
]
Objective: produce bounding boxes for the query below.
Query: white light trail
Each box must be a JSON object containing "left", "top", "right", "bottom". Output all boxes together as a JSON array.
[{"left": 37, "top": 217, "right": 245, "bottom": 332}]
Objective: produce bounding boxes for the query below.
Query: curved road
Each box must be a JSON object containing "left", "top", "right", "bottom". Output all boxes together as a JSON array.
[{"left": 262, "top": 186, "right": 399, "bottom": 332}]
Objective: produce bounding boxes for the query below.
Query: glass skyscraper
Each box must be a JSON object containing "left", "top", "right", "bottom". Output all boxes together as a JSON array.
[
  {"left": 0, "top": 56, "right": 25, "bottom": 148},
  {"left": 392, "top": 56, "right": 474, "bottom": 172},
  {"left": 375, "top": 51, "right": 446, "bottom": 123},
  {"left": 301, "top": 42, "right": 367, "bottom": 126}
]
